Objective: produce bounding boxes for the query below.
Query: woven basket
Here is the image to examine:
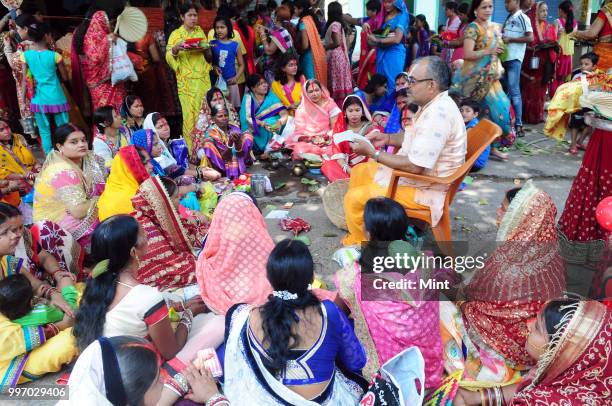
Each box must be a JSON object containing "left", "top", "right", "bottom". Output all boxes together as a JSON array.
[{"left": 322, "top": 179, "right": 349, "bottom": 231}]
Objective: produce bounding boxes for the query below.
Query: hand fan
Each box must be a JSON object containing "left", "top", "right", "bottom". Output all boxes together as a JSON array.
[{"left": 114, "top": 6, "right": 147, "bottom": 43}]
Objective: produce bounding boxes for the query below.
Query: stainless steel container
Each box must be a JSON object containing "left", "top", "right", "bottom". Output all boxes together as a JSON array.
[{"left": 251, "top": 174, "right": 266, "bottom": 197}]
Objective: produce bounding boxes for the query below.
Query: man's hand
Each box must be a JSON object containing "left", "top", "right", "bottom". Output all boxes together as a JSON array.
[
  {"left": 366, "top": 131, "right": 390, "bottom": 148},
  {"left": 350, "top": 139, "right": 375, "bottom": 158}
]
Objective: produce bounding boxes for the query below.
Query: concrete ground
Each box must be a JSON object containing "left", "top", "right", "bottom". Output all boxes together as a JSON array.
[{"left": 13, "top": 123, "right": 582, "bottom": 403}]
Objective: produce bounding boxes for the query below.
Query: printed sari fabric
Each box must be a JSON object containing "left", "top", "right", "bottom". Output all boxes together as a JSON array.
[
  {"left": 239, "top": 91, "right": 286, "bottom": 154},
  {"left": 132, "top": 177, "right": 199, "bottom": 289},
  {"left": 223, "top": 303, "right": 366, "bottom": 405},
  {"left": 512, "top": 300, "right": 611, "bottom": 405},
  {"left": 0, "top": 313, "right": 78, "bottom": 392},
  {"left": 33, "top": 151, "right": 106, "bottom": 248},
  {"left": 321, "top": 96, "right": 380, "bottom": 182},
  {"left": 97, "top": 146, "right": 150, "bottom": 221},
  {"left": 462, "top": 181, "right": 566, "bottom": 367},
  {"left": 450, "top": 22, "right": 512, "bottom": 136},
  {"left": 325, "top": 22, "right": 353, "bottom": 105},
  {"left": 521, "top": 15, "right": 557, "bottom": 124},
  {"left": 286, "top": 79, "right": 341, "bottom": 160},
  {"left": 558, "top": 127, "right": 612, "bottom": 266},
  {"left": 8, "top": 220, "right": 83, "bottom": 283},
  {"left": 197, "top": 124, "right": 253, "bottom": 179},
  {"left": 592, "top": 5, "right": 612, "bottom": 71},
  {"left": 195, "top": 193, "right": 273, "bottom": 314},
  {"left": 376, "top": 0, "right": 409, "bottom": 91},
  {"left": 0, "top": 133, "right": 36, "bottom": 207},
  {"left": 166, "top": 25, "right": 212, "bottom": 151},
  {"left": 299, "top": 15, "right": 328, "bottom": 87},
  {"left": 82, "top": 11, "right": 126, "bottom": 111}
]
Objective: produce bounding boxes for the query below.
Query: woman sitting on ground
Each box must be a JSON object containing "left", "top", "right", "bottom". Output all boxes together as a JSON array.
[
  {"left": 335, "top": 197, "right": 445, "bottom": 389},
  {"left": 240, "top": 73, "right": 288, "bottom": 155},
  {"left": 143, "top": 112, "right": 195, "bottom": 178},
  {"left": 191, "top": 87, "right": 241, "bottom": 150},
  {"left": 452, "top": 298, "right": 611, "bottom": 405},
  {"left": 73, "top": 215, "right": 225, "bottom": 402},
  {"left": 192, "top": 104, "right": 254, "bottom": 179},
  {"left": 285, "top": 79, "right": 340, "bottom": 160},
  {"left": 33, "top": 124, "right": 107, "bottom": 251},
  {"left": 0, "top": 118, "right": 38, "bottom": 214},
  {"left": 0, "top": 204, "right": 79, "bottom": 390},
  {"left": 131, "top": 176, "right": 206, "bottom": 289},
  {"left": 97, "top": 145, "right": 152, "bottom": 221},
  {"left": 120, "top": 95, "right": 145, "bottom": 136},
  {"left": 63, "top": 336, "right": 227, "bottom": 406},
  {"left": 321, "top": 95, "right": 382, "bottom": 181},
  {"left": 223, "top": 239, "right": 368, "bottom": 404},
  {"left": 271, "top": 51, "right": 304, "bottom": 114},
  {"left": 92, "top": 105, "right": 131, "bottom": 168}
]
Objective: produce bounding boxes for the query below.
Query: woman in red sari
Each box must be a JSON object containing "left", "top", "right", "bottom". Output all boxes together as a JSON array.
[
  {"left": 72, "top": 9, "right": 126, "bottom": 112},
  {"left": 453, "top": 299, "right": 611, "bottom": 405},
  {"left": 520, "top": 2, "right": 557, "bottom": 124},
  {"left": 462, "top": 180, "right": 566, "bottom": 368}
]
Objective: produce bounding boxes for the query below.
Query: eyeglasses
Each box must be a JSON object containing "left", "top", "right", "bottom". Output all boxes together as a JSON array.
[{"left": 406, "top": 76, "right": 434, "bottom": 86}]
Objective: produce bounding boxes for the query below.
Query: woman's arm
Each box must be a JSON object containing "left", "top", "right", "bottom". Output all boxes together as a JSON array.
[
  {"left": 462, "top": 37, "right": 499, "bottom": 61},
  {"left": 370, "top": 27, "right": 404, "bottom": 47},
  {"left": 57, "top": 59, "right": 69, "bottom": 83},
  {"left": 574, "top": 18, "right": 604, "bottom": 40},
  {"left": 326, "top": 25, "right": 341, "bottom": 50},
  {"left": 148, "top": 41, "right": 161, "bottom": 63},
  {"left": 148, "top": 316, "right": 188, "bottom": 360},
  {"left": 231, "top": 49, "right": 245, "bottom": 85},
  {"left": 299, "top": 26, "right": 310, "bottom": 53}
]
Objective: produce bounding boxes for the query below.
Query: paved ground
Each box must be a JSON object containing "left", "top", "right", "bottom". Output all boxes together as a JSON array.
[{"left": 12, "top": 123, "right": 582, "bottom": 403}]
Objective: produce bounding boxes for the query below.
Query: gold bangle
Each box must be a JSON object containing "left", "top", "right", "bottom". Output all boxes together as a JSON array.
[{"left": 480, "top": 390, "right": 486, "bottom": 406}]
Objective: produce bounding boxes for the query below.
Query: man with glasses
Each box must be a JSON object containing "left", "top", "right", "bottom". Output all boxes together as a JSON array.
[{"left": 342, "top": 56, "right": 467, "bottom": 246}]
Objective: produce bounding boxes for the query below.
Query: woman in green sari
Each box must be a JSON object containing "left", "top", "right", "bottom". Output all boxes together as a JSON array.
[{"left": 449, "top": 0, "right": 512, "bottom": 160}]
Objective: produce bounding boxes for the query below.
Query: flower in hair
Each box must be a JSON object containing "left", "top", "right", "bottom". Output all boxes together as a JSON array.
[
  {"left": 272, "top": 290, "right": 298, "bottom": 300},
  {"left": 91, "top": 259, "right": 110, "bottom": 278}
]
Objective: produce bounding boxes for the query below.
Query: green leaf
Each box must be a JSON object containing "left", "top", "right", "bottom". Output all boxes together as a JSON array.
[
  {"left": 301, "top": 178, "right": 318, "bottom": 185},
  {"left": 463, "top": 176, "right": 473, "bottom": 185},
  {"left": 264, "top": 204, "right": 277, "bottom": 211},
  {"left": 323, "top": 233, "right": 338, "bottom": 237},
  {"left": 454, "top": 216, "right": 464, "bottom": 221},
  {"left": 308, "top": 184, "right": 320, "bottom": 192},
  {"left": 478, "top": 198, "right": 489, "bottom": 206},
  {"left": 294, "top": 235, "right": 311, "bottom": 245},
  {"left": 274, "top": 182, "right": 287, "bottom": 190}
]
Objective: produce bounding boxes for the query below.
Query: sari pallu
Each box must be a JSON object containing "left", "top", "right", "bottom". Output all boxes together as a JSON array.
[
  {"left": 0, "top": 133, "right": 36, "bottom": 207},
  {"left": 450, "top": 22, "right": 512, "bottom": 136},
  {"left": 198, "top": 124, "right": 253, "bottom": 179},
  {"left": 239, "top": 91, "right": 286, "bottom": 154},
  {"left": 223, "top": 303, "right": 366, "bottom": 405},
  {"left": 462, "top": 181, "right": 566, "bottom": 367},
  {"left": 81, "top": 11, "right": 126, "bottom": 111},
  {"left": 300, "top": 15, "right": 328, "bottom": 88},
  {"left": 512, "top": 300, "right": 611, "bottom": 405},
  {"left": 97, "top": 146, "right": 150, "bottom": 221},
  {"left": 132, "top": 177, "right": 199, "bottom": 289},
  {"left": 196, "top": 193, "right": 273, "bottom": 314},
  {"left": 33, "top": 151, "right": 106, "bottom": 248},
  {"left": 376, "top": 0, "right": 410, "bottom": 92},
  {"left": 357, "top": 6, "right": 384, "bottom": 90}
]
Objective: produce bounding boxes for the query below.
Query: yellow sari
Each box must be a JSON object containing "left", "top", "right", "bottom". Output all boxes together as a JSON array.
[
  {"left": 166, "top": 25, "right": 212, "bottom": 151},
  {"left": 97, "top": 146, "right": 151, "bottom": 221},
  {"left": 33, "top": 152, "right": 106, "bottom": 247},
  {"left": 0, "top": 314, "right": 77, "bottom": 391},
  {"left": 0, "top": 133, "right": 36, "bottom": 207}
]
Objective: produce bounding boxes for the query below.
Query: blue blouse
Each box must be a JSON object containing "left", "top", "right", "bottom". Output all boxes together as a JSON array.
[{"left": 247, "top": 300, "right": 366, "bottom": 386}]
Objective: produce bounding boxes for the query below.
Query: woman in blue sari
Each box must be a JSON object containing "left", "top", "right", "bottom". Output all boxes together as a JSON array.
[
  {"left": 367, "top": 0, "right": 410, "bottom": 93},
  {"left": 240, "top": 73, "right": 289, "bottom": 154},
  {"left": 449, "top": 0, "right": 512, "bottom": 160}
]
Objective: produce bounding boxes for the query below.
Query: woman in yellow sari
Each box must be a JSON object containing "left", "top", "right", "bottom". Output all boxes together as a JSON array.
[
  {"left": 33, "top": 125, "right": 106, "bottom": 251},
  {"left": 166, "top": 3, "right": 213, "bottom": 151},
  {"left": 0, "top": 119, "right": 37, "bottom": 209},
  {"left": 97, "top": 146, "right": 153, "bottom": 221}
]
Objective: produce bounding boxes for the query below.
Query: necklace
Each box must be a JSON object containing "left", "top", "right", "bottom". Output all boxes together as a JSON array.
[{"left": 116, "top": 280, "right": 136, "bottom": 289}]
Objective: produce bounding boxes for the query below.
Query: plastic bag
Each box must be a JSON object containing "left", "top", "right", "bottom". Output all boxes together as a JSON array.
[
  {"left": 111, "top": 38, "right": 137, "bottom": 86},
  {"left": 198, "top": 181, "right": 218, "bottom": 218},
  {"left": 215, "top": 75, "right": 228, "bottom": 97}
]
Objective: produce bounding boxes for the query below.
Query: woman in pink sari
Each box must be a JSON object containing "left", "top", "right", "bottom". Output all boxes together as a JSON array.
[
  {"left": 285, "top": 79, "right": 340, "bottom": 160},
  {"left": 195, "top": 192, "right": 272, "bottom": 315},
  {"left": 334, "top": 197, "right": 445, "bottom": 388},
  {"left": 72, "top": 8, "right": 126, "bottom": 112}
]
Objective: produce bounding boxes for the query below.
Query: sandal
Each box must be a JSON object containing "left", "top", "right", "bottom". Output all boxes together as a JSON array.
[
  {"left": 516, "top": 125, "right": 525, "bottom": 138},
  {"left": 490, "top": 149, "right": 509, "bottom": 161},
  {"left": 569, "top": 146, "right": 578, "bottom": 155}
]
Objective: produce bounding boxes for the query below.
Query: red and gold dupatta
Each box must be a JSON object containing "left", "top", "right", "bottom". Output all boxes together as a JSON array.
[{"left": 132, "top": 176, "right": 198, "bottom": 289}]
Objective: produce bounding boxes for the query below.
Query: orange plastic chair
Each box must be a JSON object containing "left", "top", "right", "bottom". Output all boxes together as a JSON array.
[{"left": 385, "top": 119, "right": 502, "bottom": 255}]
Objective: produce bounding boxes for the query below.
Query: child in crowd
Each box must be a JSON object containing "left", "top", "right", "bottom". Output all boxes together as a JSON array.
[
  {"left": 568, "top": 52, "right": 599, "bottom": 154},
  {"left": 211, "top": 16, "right": 245, "bottom": 110},
  {"left": 16, "top": 14, "right": 70, "bottom": 155},
  {"left": 460, "top": 99, "right": 489, "bottom": 172}
]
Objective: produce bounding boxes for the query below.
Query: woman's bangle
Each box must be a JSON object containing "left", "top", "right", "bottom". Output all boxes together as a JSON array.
[
  {"left": 386, "top": 133, "right": 391, "bottom": 145},
  {"left": 206, "top": 394, "right": 229, "bottom": 406},
  {"left": 45, "top": 287, "right": 59, "bottom": 300},
  {"left": 373, "top": 150, "right": 381, "bottom": 162}
]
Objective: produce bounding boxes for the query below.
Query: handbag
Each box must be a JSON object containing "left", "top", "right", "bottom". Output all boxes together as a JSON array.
[
  {"left": 359, "top": 347, "right": 426, "bottom": 406},
  {"left": 111, "top": 38, "right": 138, "bottom": 86}
]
